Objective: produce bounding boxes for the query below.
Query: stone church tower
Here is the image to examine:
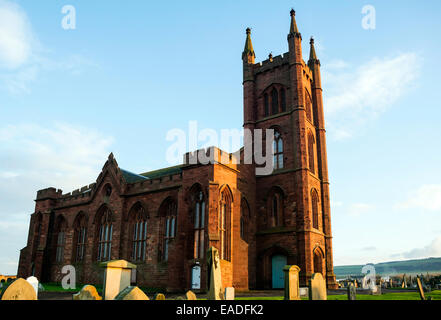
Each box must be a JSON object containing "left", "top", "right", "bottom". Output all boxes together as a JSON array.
[{"left": 243, "top": 10, "right": 337, "bottom": 289}]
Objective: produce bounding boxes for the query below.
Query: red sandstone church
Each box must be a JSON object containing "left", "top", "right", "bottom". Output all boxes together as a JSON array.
[{"left": 18, "top": 10, "right": 338, "bottom": 291}]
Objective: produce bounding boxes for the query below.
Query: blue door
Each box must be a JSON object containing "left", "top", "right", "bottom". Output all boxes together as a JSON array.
[{"left": 272, "top": 255, "right": 287, "bottom": 289}]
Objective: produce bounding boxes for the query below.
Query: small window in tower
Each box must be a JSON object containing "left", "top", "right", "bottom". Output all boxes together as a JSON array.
[
  {"left": 264, "top": 94, "right": 269, "bottom": 117},
  {"left": 271, "top": 88, "right": 279, "bottom": 115},
  {"left": 273, "top": 131, "right": 284, "bottom": 170},
  {"left": 281, "top": 88, "right": 286, "bottom": 112}
]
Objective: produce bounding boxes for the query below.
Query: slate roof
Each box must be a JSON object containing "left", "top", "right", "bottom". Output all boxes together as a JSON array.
[
  {"left": 140, "top": 165, "right": 183, "bottom": 179},
  {"left": 120, "top": 169, "right": 150, "bottom": 184}
]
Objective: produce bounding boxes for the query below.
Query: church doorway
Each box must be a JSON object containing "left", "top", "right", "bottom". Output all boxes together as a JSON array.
[
  {"left": 271, "top": 255, "right": 287, "bottom": 289},
  {"left": 191, "top": 265, "right": 201, "bottom": 290}
]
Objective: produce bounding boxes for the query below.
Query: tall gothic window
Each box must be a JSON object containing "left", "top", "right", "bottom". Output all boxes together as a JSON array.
[
  {"left": 268, "top": 188, "right": 284, "bottom": 228},
  {"left": 73, "top": 213, "right": 87, "bottom": 263},
  {"left": 54, "top": 216, "right": 67, "bottom": 263},
  {"left": 97, "top": 207, "right": 113, "bottom": 262},
  {"left": 219, "top": 189, "right": 231, "bottom": 261},
  {"left": 271, "top": 88, "right": 279, "bottom": 115},
  {"left": 311, "top": 189, "right": 320, "bottom": 230},
  {"left": 273, "top": 130, "right": 284, "bottom": 170},
  {"left": 308, "top": 131, "right": 315, "bottom": 174},
  {"left": 281, "top": 88, "right": 286, "bottom": 112},
  {"left": 162, "top": 200, "right": 177, "bottom": 262},
  {"left": 130, "top": 204, "right": 148, "bottom": 262},
  {"left": 193, "top": 191, "right": 205, "bottom": 259},
  {"left": 264, "top": 93, "right": 269, "bottom": 117},
  {"left": 32, "top": 213, "right": 42, "bottom": 259}
]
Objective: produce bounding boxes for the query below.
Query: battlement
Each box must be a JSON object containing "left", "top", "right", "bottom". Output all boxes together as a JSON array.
[
  {"left": 184, "top": 146, "right": 239, "bottom": 168},
  {"left": 254, "top": 52, "right": 290, "bottom": 74},
  {"left": 36, "top": 187, "right": 63, "bottom": 200}
]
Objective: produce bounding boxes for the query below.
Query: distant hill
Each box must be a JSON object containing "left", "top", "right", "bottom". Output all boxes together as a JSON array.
[{"left": 334, "top": 257, "right": 441, "bottom": 278}]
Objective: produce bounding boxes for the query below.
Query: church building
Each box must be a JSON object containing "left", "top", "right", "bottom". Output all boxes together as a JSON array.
[{"left": 18, "top": 10, "right": 338, "bottom": 291}]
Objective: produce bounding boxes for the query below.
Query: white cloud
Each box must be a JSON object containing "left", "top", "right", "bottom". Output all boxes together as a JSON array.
[
  {"left": 398, "top": 236, "right": 441, "bottom": 259},
  {"left": 323, "top": 52, "right": 421, "bottom": 140},
  {"left": 395, "top": 184, "right": 441, "bottom": 212},
  {"left": 0, "top": 0, "right": 37, "bottom": 69},
  {"left": 347, "top": 203, "right": 373, "bottom": 217},
  {"left": 0, "top": 123, "right": 114, "bottom": 274},
  {"left": 0, "top": 1, "right": 97, "bottom": 94}
]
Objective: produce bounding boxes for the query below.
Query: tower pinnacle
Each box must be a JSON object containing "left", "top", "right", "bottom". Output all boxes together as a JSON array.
[
  {"left": 242, "top": 28, "right": 255, "bottom": 64},
  {"left": 288, "top": 9, "right": 301, "bottom": 39},
  {"left": 308, "top": 37, "right": 320, "bottom": 67}
]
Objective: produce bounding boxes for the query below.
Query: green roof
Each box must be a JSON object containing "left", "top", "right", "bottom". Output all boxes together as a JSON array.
[
  {"left": 121, "top": 169, "right": 150, "bottom": 183},
  {"left": 140, "top": 165, "right": 183, "bottom": 179}
]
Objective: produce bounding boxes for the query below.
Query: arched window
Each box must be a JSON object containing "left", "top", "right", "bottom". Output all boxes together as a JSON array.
[
  {"left": 193, "top": 191, "right": 205, "bottom": 259},
  {"left": 73, "top": 213, "right": 87, "bottom": 262},
  {"left": 311, "top": 189, "right": 320, "bottom": 230},
  {"left": 264, "top": 93, "right": 269, "bottom": 117},
  {"left": 273, "top": 130, "right": 284, "bottom": 170},
  {"left": 308, "top": 131, "right": 315, "bottom": 174},
  {"left": 160, "top": 199, "right": 177, "bottom": 262},
  {"left": 97, "top": 207, "right": 113, "bottom": 262},
  {"left": 54, "top": 216, "right": 67, "bottom": 263},
  {"left": 281, "top": 88, "right": 286, "bottom": 112},
  {"left": 129, "top": 204, "right": 148, "bottom": 262},
  {"left": 305, "top": 90, "right": 313, "bottom": 122},
  {"left": 271, "top": 88, "right": 279, "bottom": 115},
  {"left": 268, "top": 187, "right": 284, "bottom": 228},
  {"left": 241, "top": 199, "right": 250, "bottom": 241},
  {"left": 219, "top": 188, "right": 232, "bottom": 261}
]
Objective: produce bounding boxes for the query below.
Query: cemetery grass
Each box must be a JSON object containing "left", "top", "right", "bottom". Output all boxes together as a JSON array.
[{"left": 236, "top": 290, "right": 441, "bottom": 300}]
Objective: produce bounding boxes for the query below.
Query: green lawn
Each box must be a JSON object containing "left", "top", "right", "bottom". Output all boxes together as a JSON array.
[{"left": 236, "top": 290, "right": 441, "bottom": 300}]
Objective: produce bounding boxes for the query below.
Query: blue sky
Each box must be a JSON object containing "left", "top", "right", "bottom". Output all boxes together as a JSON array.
[{"left": 1, "top": 0, "right": 441, "bottom": 275}]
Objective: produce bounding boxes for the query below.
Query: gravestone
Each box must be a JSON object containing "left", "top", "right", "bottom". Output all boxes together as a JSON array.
[
  {"left": 347, "top": 283, "right": 356, "bottom": 300},
  {"left": 299, "top": 287, "right": 309, "bottom": 297},
  {"left": 416, "top": 277, "right": 425, "bottom": 300},
  {"left": 73, "top": 285, "right": 102, "bottom": 300},
  {"left": 186, "top": 290, "right": 197, "bottom": 300},
  {"left": 283, "top": 265, "right": 301, "bottom": 300},
  {"left": 114, "top": 286, "right": 149, "bottom": 300},
  {"left": 225, "top": 287, "right": 235, "bottom": 300},
  {"left": 309, "top": 273, "right": 327, "bottom": 300},
  {"left": 100, "top": 260, "right": 137, "bottom": 300},
  {"left": 38, "top": 283, "right": 45, "bottom": 292},
  {"left": 26, "top": 276, "right": 39, "bottom": 299},
  {"left": 0, "top": 278, "right": 37, "bottom": 300},
  {"left": 154, "top": 293, "right": 166, "bottom": 300},
  {"left": 207, "top": 247, "right": 224, "bottom": 300}
]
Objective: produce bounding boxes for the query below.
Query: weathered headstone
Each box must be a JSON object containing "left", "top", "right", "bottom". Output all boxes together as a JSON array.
[
  {"left": 0, "top": 278, "right": 37, "bottom": 300},
  {"left": 114, "top": 286, "right": 149, "bottom": 300},
  {"left": 73, "top": 285, "right": 102, "bottom": 300},
  {"left": 155, "top": 293, "right": 166, "bottom": 300},
  {"left": 416, "top": 277, "right": 425, "bottom": 300},
  {"left": 186, "top": 290, "right": 197, "bottom": 300},
  {"left": 100, "top": 260, "right": 137, "bottom": 300},
  {"left": 283, "top": 265, "right": 300, "bottom": 300},
  {"left": 347, "top": 283, "right": 356, "bottom": 300},
  {"left": 299, "top": 287, "right": 309, "bottom": 297},
  {"left": 224, "top": 287, "right": 235, "bottom": 300},
  {"left": 309, "top": 273, "right": 327, "bottom": 300},
  {"left": 26, "top": 276, "right": 39, "bottom": 299},
  {"left": 207, "top": 247, "right": 223, "bottom": 300}
]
